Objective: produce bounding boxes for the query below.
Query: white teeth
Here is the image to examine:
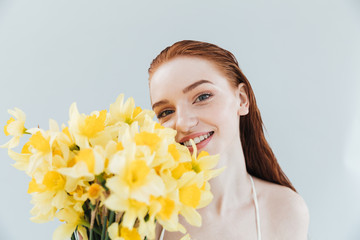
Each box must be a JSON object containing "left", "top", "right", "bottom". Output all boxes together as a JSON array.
[
  {"left": 182, "top": 132, "right": 212, "bottom": 147},
  {"left": 184, "top": 141, "right": 191, "bottom": 147}
]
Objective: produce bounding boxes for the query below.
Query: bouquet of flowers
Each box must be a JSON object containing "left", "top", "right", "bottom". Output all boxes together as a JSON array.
[{"left": 1, "top": 94, "right": 224, "bottom": 240}]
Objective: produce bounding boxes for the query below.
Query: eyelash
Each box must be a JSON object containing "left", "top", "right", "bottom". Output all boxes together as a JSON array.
[
  {"left": 157, "top": 93, "right": 213, "bottom": 119},
  {"left": 193, "top": 93, "right": 212, "bottom": 103},
  {"left": 157, "top": 109, "right": 174, "bottom": 119}
]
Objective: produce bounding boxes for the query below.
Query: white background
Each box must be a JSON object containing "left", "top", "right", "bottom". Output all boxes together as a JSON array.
[{"left": 0, "top": 0, "right": 359, "bottom": 239}]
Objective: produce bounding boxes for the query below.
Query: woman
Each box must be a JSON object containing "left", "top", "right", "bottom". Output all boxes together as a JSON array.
[{"left": 149, "top": 40, "right": 309, "bottom": 239}]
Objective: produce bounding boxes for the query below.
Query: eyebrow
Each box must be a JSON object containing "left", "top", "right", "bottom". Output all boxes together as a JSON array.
[
  {"left": 152, "top": 79, "right": 213, "bottom": 110},
  {"left": 152, "top": 99, "right": 169, "bottom": 110},
  {"left": 182, "top": 79, "right": 213, "bottom": 94}
]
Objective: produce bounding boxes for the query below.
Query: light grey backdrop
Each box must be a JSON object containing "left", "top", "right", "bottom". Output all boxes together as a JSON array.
[{"left": 0, "top": 0, "right": 359, "bottom": 239}]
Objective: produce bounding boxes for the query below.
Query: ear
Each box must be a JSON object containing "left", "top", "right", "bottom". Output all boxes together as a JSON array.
[{"left": 236, "top": 83, "right": 249, "bottom": 116}]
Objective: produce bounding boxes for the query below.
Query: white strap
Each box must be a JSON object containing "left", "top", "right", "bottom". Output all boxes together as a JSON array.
[
  {"left": 250, "top": 175, "right": 262, "bottom": 240},
  {"left": 159, "top": 227, "right": 165, "bottom": 240}
]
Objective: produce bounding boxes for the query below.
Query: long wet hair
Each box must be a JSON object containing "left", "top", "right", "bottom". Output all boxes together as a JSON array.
[{"left": 148, "top": 40, "right": 296, "bottom": 192}]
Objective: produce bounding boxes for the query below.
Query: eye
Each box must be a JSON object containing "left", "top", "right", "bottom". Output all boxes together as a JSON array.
[
  {"left": 194, "top": 93, "right": 212, "bottom": 103},
  {"left": 157, "top": 109, "right": 174, "bottom": 119}
]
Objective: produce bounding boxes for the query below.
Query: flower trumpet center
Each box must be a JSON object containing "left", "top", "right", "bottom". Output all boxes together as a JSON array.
[
  {"left": 126, "top": 160, "right": 150, "bottom": 188},
  {"left": 120, "top": 226, "right": 141, "bottom": 240},
  {"left": 42, "top": 171, "right": 65, "bottom": 191},
  {"left": 134, "top": 132, "right": 161, "bottom": 152},
  {"left": 79, "top": 110, "right": 107, "bottom": 138},
  {"left": 88, "top": 183, "right": 103, "bottom": 201},
  {"left": 168, "top": 144, "right": 180, "bottom": 162},
  {"left": 75, "top": 149, "right": 95, "bottom": 173},
  {"left": 29, "top": 131, "right": 50, "bottom": 153},
  {"left": 158, "top": 197, "right": 175, "bottom": 220},
  {"left": 179, "top": 184, "right": 201, "bottom": 208}
]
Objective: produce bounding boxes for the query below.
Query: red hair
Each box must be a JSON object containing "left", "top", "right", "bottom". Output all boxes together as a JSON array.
[{"left": 148, "top": 40, "right": 296, "bottom": 192}]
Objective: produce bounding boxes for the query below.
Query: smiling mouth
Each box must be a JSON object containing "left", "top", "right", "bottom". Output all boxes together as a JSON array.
[{"left": 180, "top": 131, "right": 214, "bottom": 147}]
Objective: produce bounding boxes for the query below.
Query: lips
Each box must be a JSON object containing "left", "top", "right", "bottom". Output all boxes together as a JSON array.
[{"left": 179, "top": 131, "right": 214, "bottom": 148}]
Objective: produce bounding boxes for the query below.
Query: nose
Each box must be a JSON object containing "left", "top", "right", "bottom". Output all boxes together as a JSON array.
[{"left": 174, "top": 106, "right": 199, "bottom": 134}]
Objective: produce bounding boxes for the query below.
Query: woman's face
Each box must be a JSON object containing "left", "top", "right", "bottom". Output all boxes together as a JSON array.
[{"left": 149, "top": 56, "right": 248, "bottom": 155}]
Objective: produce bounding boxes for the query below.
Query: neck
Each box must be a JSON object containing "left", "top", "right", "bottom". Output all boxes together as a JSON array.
[{"left": 204, "top": 137, "right": 253, "bottom": 216}]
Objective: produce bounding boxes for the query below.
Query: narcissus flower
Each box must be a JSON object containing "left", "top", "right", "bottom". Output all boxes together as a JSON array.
[
  {"left": 68, "top": 103, "right": 108, "bottom": 149},
  {"left": 58, "top": 146, "right": 106, "bottom": 180},
  {"left": 7, "top": 145, "right": 31, "bottom": 171},
  {"left": 1, "top": 108, "right": 27, "bottom": 148},
  {"left": 108, "top": 222, "right": 142, "bottom": 240},
  {"left": 105, "top": 159, "right": 165, "bottom": 229},
  {"left": 87, "top": 183, "right": 104, "bottom": 204},
  {"left": 2, "top": 94, "right": 224, "bottom": 240},
  {"left": 28, "top": 170, "right": 74, "bottom": 223},
  {"left": 53, "top": 207, "right": 88, "bottom": 240},
  {"left": 28, "top": 131, "right": 51, "bottom": 154},
  {"left": 107, "top": 94, "right": 154, "bottom": 126},
  {"left": 189, "top": 140, "right": 224, "bottom": 182}
]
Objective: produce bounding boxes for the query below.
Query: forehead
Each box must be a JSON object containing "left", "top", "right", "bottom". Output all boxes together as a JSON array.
[
  {"left": 149, "top": 56, "right": 227, "bottom": 102},
  {"left": 151, "top": 56, "right": 222, "bottom": 83}
]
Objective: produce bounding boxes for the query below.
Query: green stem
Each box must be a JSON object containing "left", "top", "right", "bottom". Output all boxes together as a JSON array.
[
  {"left": 93, "top": 227, "right": 102, "bottom": 235},
  {"left": 101, "top": 214, "right": 108, "bottom": 240},
  {"left": 89, "top": 202, "right": 97, "bottom": 240},
  {"left": 105, "top": 211, "right": 115, "bottom": 240},
  {"left": 90, "top": 228, "right": 94, "bottom": 240},
  {"left": 71, "top": 232, "right": 76, "bottom": 240},
  {"left": 80, "top": 220, "right": 90, "bottom": 228},
  {"left": 79, "top": 220, "right": 102, "bottom": 237},
  {"left": 96, "top": 213, "right": 101, "bottom": 228}
]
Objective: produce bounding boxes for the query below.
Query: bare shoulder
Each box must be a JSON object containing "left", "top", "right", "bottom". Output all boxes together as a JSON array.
[{"left": 253, "top": 176, "right": 310, "bottom": 239}]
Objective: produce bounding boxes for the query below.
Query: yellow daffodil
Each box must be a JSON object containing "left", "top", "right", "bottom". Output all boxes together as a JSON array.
[
  {"left": 28, "top": 131, "right": 51, "bottom": 154},
  {"left": 149, "top": 192, "right": 185, "bottom": 234},
  {"left": 1, "top": 108, "right": 27, "bottom": 148},
  {"left": 139, "top": 115, "right": 185, "bottom": 172},
  {"left": 28, "top": 170, "right": 74, "bottom": 223},
  {"left": 66, "top": 179, "right": 89, "bottom": 203},
  {"left": 58, "top": 146, "right": 105, "bottom": 180},
  {"left": 53, "top": 207, "right": 88, "bottom": 240},
  {"left": 29, "top": 192, "right": 57, "bottom": 223},
  {"left": 134, "top": 131, "right": 161, "bottom": 153},
  {"left": 107, "top": 94, "right": 154, "bottom": 126},
  {"left": 21, "top": 129, "right": 55, "bottom": 181},
  {"left": 80, "top": 110, "right": 107, "bottom": 138},
  {"left": 108, "top": 222, "right": 142, "bottom": 240},
  {"left": 105, "top": 196, "right": 149, "bottom": 230},
  {"left": 106, "top": 155, "right": 165, "bottom": 203},
  {"left": 68, "top": 103, "right": 108, "bottom": 148},
  {"left": 189, "top": 140, "right": 224, "bottom": 182},
  {"left": 30, "top": 190, "right": 72, "bottom": 223},
  {"left": 87, "top": 183, "right": 104, "bottom": 204},
  {"left": 7, "top": 144, "right": 31, "bottom": 171},
  {"left": 2, "top": 94, "right": 225, "bottom": 240},
  {"left": 105, "top": 145, "right": 165, "bottom": 229},
  {"left": 177, "top": 171, "right": 205, "bottom": 227}
]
